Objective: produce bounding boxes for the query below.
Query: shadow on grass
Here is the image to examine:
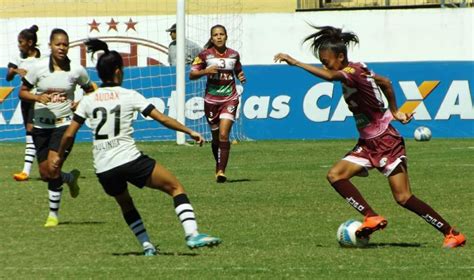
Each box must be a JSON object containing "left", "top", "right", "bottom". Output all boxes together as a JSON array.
[
  {"left": 59, "top": 221, "right": 106, "bottom": 225},
  {"left": 112, "top": 251, "right": 199, "bottom": 257},
  {"left": 225, "top": 178, "right": 254, "bottom": 183},
  {"left": 367, "top": 242, "right": 423, "bottom": 248},
  {"left": 30, "top": 173, "right": 86, "bottom": 181}
]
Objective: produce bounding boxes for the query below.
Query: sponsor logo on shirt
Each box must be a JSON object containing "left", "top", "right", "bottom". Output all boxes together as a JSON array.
[{"left": 342, "top": 67, "right": 355, "bottom": 74}]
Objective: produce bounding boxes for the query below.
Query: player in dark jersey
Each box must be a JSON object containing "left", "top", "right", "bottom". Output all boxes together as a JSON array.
[
  {"left": 274, "top": 25, "right": 465, "bottom": 248},
  {"left": 52, "top": 39, "right": 221, "bottom": 256},
  {"left": 7, "top": 25, "right": 41, "bottom": 182},
  {"left": 190, "top": 24, "right": 246, "bottom": 183}
]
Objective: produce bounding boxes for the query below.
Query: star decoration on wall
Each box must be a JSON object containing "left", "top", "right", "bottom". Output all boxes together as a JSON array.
[
  {"left": 125, "top": 18, "right": 138, "bottom": 31},
  {"left": 107, "top": 18, "right": 119, "bottom": 31},
  {"left": 88, "top": 19, "right": 100, "bottom": 32}
]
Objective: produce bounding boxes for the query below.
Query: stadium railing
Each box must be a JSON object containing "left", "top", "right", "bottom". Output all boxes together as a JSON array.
[{"left": 297, "top": 0, "right": 473, "bottom": 10}]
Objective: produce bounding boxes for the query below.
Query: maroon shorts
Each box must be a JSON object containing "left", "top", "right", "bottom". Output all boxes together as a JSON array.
[
  {"left": 343, "top": 124, "right": 406, "bottom": 177},
  {"left": 204, "top": 99, "right": 239, "bottom": 126}
]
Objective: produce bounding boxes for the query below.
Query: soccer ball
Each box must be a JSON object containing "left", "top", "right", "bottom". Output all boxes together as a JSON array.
[
  {"left": 414, "top": 126, "right": 432, "bottom": 142},
  {"left": 336, "top": 219, "right": 369, "bottom": 247}
]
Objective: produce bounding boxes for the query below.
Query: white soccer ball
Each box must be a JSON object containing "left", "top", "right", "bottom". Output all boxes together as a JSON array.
[
  {"left": 414, "top": 126, "right": 432, "bottom": 142},
  {"left": 336, "top": 219, "right": 369, "bottom": 247}
]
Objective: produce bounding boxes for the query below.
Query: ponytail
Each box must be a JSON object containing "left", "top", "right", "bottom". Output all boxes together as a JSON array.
[
  {"left": 85, "top": 38, "right": 123, "bottom": 83},
  {"left": 303, "top": 25, "right": 359, "bottom": 59},
  {"left": 19, "top": 25, "right": 40, "bottom": 58}
]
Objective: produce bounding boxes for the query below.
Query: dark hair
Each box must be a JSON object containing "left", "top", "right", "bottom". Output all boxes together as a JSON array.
[
  {"left": 85, "top": 38, "right": 123, "bottom": 82},
  {"left": 19, "top": 25, "right": 40, "bottom": 58},
  {"left": 204, "top": 24, "right": 227, "bottom": 49},
  {"left": 50, "top": 28, "right": 69, "bottom": 42},
  {"left": 303, "top": 25, "right": 359, "bottom": 60}
]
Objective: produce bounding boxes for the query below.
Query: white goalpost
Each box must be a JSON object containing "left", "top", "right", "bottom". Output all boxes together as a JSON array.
[
  {"left": 0, "top": 0, "right": 244, "bottom": 143},
  {"left": 175, "top": 0, "right": 187, "bottom": 145}
]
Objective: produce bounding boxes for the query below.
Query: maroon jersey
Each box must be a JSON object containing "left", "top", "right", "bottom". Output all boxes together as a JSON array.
[
  {"left": 338, "top": 62, "right": 393, "bottom": 139},
  {"left": 191, "top": 47, "right": 243, "bottom": 104}
]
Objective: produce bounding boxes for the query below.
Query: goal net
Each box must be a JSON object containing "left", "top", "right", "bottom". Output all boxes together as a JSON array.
[{"left": 0, "top": 0, "right": 244, "bottom": 143}]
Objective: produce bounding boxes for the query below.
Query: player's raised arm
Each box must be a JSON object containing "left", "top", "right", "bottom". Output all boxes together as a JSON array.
[{"left": 274, "top": 52, "right": 345, "bottom": 82}]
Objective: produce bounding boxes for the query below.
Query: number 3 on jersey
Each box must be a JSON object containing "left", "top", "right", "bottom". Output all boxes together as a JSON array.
[{"left": 93, "top": 105, "right": 121, "bottom": 140}]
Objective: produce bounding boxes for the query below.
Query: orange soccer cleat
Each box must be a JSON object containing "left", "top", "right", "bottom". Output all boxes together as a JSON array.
[
  {"left": 13, "top": 171, "right": 29, "bottom": 181},
  {"left": 356, "top": 215, "right": 388, "bottom": 239},
  {"left": 443, "top": 229, "right": 466, "bottom": 248}
]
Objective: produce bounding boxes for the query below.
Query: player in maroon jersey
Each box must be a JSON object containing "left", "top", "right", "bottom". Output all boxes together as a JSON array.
[
  {"left": 274, "top": 25, "right": 465, "bottom": 248},
  {"left": 190, "top": 24, "right": 246, "bottom": 183}
]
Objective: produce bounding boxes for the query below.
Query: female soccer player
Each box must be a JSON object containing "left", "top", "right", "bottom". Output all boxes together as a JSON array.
[
  {"left": 19, "top": 28, "right": 95, "bottom": 227},
  {"left": 189, "top": 24, "right": 246, "bottom": 183},
  {"left": 52, "top": 39, "right": 221, "bottom": 256},
  {"left": 7, "top": 25, "right": 41, "bottom": 181},
  {"left": 274, "top": 25, "right": 466, "bottom": 248}
]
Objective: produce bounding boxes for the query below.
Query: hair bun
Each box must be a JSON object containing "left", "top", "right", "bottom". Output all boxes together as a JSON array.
[{"left": 30, "top": 25, "right": 39, "bottom": 33}]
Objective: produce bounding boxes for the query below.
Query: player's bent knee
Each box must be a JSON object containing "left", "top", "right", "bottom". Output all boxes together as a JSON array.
[
  {"left": 39, "top": 171, "right": 50, "bottom": 182},
  {"left": 219, "top": 134, "right": 229, "bottom": 142},
  {"left": 327, "top": 170, "right": 342, "bottom": 184},
  {"left": 394, "top": 193, "right": 411, "bottom": 206},
  {"left": 168, "top": 183, "right": 185, "bottom": 196}
]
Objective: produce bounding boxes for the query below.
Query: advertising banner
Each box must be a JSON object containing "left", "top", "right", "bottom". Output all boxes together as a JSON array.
[{"left": 1, "top": 61, "right": 472, "bottom": 141}]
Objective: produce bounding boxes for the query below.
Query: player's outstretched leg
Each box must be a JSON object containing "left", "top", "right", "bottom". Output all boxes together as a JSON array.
[
  {"left": 402, "top": 194, "right": 466, "bottom": 248},
  {"left": 389, "top": 165, "right": 466, "bottom": 248},
  {"left": 173, "top": 193, "right": 222, "bottom": 249},
  {"left": 146, "top": 163, "right": 222, "bottom": 249}
]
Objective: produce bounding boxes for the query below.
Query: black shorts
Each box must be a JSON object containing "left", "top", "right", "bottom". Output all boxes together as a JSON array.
[
  {"left": 32, "top": 126, "right": 74, "bottom": 163},
  {"left": 21, "top": 101, "right": 34, "bottom": 126},
  {"left": 96, "top": 154, "right": 156, "bottom": 197}
]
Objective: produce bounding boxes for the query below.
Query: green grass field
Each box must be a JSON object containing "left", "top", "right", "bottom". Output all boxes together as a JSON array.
[{"left": 0, "top": 139, "right": 472, "bottom": 279}]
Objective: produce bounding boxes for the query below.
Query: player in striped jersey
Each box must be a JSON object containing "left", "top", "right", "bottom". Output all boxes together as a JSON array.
[
  {"left": 274, "top": 25, "right": 465, "bottom": 248},
  {"left": 52, "top": 39, "right": 221, "bottom": 256},
  {"left": 19, "top": 28, "right": 95, "bottom": 227},
  {"left": 7, "top": 25, "right": 41, "bottom": 181},
  {"left": 190, "top": 24, "right": 246, "bottom": 183}
]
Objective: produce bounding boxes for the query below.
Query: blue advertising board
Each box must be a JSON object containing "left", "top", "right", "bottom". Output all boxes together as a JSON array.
[{"left": 0, "top": 61, "right": 473, "bottom": 141}]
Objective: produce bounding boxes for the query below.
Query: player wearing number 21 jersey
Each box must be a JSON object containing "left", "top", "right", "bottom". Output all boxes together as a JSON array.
[
  {"left": 74, "top": 85, "right": 150, "bottom": 173},
  {"left": 53, "top": 39, "right": 221, "bottom": 255}
]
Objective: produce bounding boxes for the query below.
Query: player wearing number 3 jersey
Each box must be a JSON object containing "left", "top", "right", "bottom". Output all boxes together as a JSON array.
[
  {"left": 52, "top": 39, "right": 221, "bottom": 256},
  {"left": 190, "top": 24, "right": 246, "bottom": 183}
]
